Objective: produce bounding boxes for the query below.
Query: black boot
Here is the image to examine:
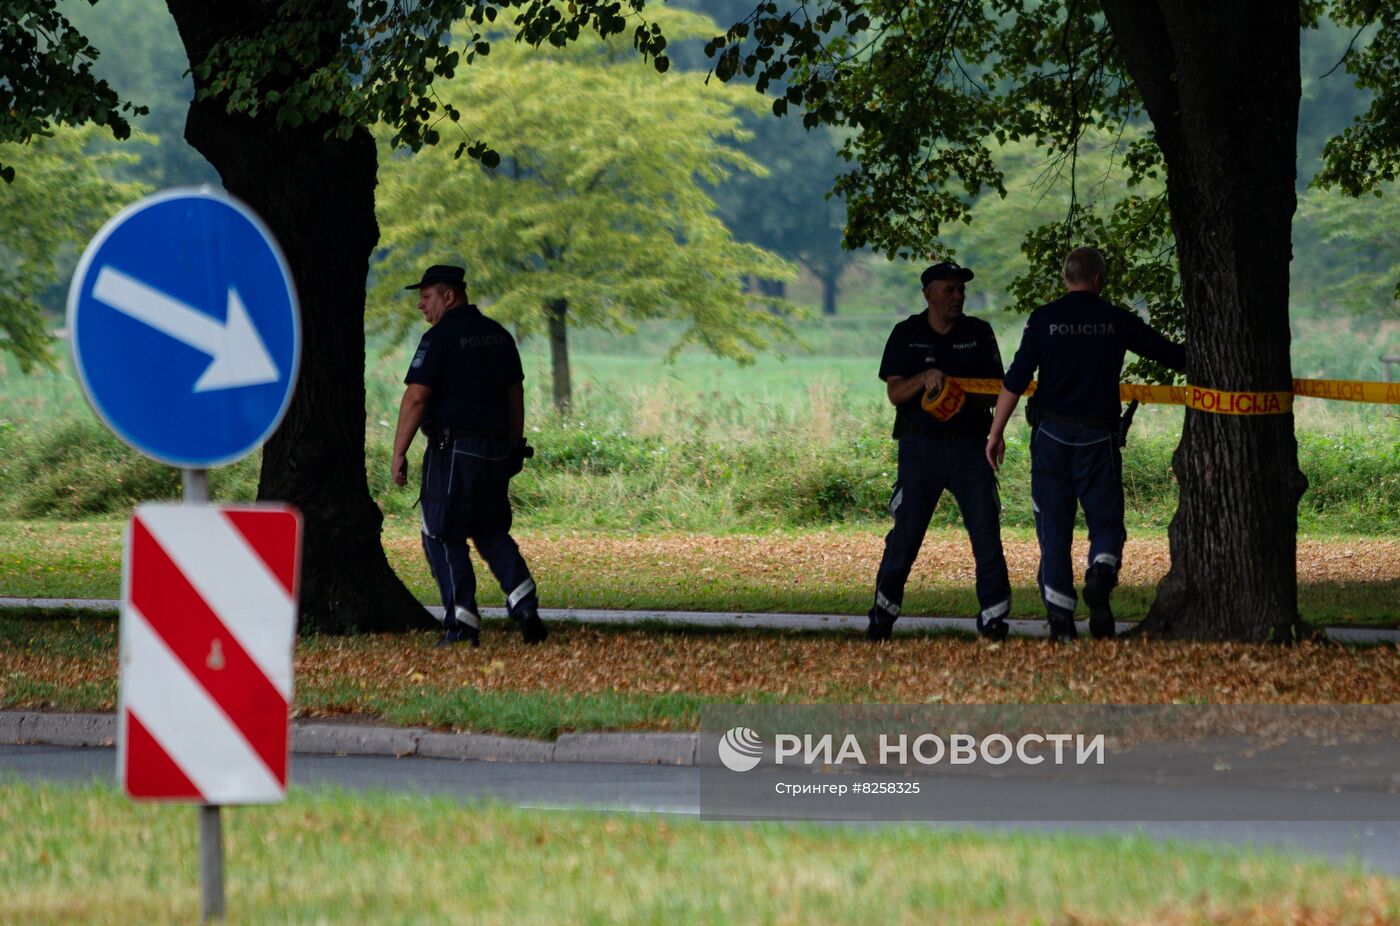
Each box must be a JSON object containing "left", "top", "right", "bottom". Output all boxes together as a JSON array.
[
  {"left": 435, "top": 613, "right": 480, "bottom": 648},
  {"left": 1048, "top": 615, "right": 1078, "bottom": 642},
  {"left": 866, "top": 610, "right": 895, "bottom": 642},
  {"left": 516, "top": 609, "right": 548, "bottom": 645},
  {"left": 1083, "top": 563, "right": 1118, "bottom": 639},
  {"left": 976, "top": 615, "right": 1009, "bottom": 641}
]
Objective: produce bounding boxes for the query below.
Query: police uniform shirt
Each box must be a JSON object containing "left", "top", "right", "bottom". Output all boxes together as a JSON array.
[
  {"left": 878, "top": 312, "right": 1005, "bottom": 438},
  {"left": 404, "top": 304, "right": 523, "bottom": 436},
  {"left": 1003, "top": 291, "right": 1186, "bottom": 422}
]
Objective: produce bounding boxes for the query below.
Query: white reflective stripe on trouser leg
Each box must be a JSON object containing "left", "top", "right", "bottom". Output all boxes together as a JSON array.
[
  {"left": 507, "top": 578, "right": 536, "bottom": 610},
  {"left": 888, "top": 487, "right": 903, "bottom": 516},
  {"left": 454, "top": 605, "right": 480, "bottom": 630},
  {"left": 1044, "top": 586, "right": 1076, "bottom": 610},
  {"left": 1092, "top": 553, "right": 1120, "bottom": 568},
  {"left": 980, "top": 599, "right": 1010, "bottom": 621},
  {"left": 876, "top": 591, "right": 900, "bottom": 618}
]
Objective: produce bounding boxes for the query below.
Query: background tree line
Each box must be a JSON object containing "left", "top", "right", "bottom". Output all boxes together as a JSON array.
[{"left": 4, "top": 0, "right": 1395, "bottom": 349}]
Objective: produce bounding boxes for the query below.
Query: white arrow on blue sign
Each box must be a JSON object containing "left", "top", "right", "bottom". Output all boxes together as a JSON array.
[{"left": 67, "top": 188, "right": 301, "bottom": 468}]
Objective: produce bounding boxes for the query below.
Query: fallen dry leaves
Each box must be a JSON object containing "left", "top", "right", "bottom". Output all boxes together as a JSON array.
[
  {"left": 294, "top": 627, "right": 1400, "bottom": 711},
  {"left": 381, "top": 532, "right": 1400, "bottom": 591},
  {"left": 6, "top": 621, "right": 1397, "bottom": 729}
]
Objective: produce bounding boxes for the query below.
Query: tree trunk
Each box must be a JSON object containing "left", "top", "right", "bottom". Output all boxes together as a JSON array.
[
  {"left": 757, "top": 278, "right": 787, "bottom": 299},
  {"left": 547, "top": 298, "right": 572, "bottom": 414},
  {"left": 818, "top": 269, "right": 838, "bottom": 316},
  {"left": 1101, "top": 1, "right": 1308, "bottom": 640},
  {"left": 166, "top": 0, "right": 430, "bottom": 633}
]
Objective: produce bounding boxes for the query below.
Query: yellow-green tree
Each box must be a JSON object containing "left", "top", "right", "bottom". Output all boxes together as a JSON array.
[
  {"left": 372, "top": 10, "right": 797, "bottom": 412},
  {"left": 0, "top": 125, "right": 151, "bottom": 371}
]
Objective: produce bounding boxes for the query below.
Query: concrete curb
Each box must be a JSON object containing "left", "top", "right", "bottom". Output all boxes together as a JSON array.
[
  {"left": 554, "top": 732, "right": 698, "bottom": 766},
  {"left": 3, "top": 597, "right": 1397, "bottom": 643},
  {"left": 292, "top": 723, "right": 426, "bottom": 758},
  {"left": 418, "top": 732, "right": 555, "bottom": 763},
  {"left": 3, "top": 711, "right": 699, "bottom": 767},
  {"left": 13, "top": 712, "right": 116, "bottom": 748}
]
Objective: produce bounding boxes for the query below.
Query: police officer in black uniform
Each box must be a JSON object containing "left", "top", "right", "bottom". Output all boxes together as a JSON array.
[
  {"left": 986, "top": 247, "right": 1185, "bottom": 641},
  {"left": 868, "top": 261, "right": 1013, "bottom": 642},
  {"left": 391, "top": 265, "right": 547, "bottom": 647}
]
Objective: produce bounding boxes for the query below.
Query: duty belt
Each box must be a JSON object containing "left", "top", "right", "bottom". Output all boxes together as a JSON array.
[
  {"left": 906, "top": 429, "right": 985, "bottom": 442},
  {"left": 432, "top": 427, "right": 510, "bottom": 443},
  {"left": 1039, "top": 411, "right": 1118, "bottom": 431}
]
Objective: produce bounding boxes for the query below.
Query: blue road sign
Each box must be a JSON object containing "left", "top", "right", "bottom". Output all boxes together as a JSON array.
[{"left": 67, "top": 189, "right": 301, "bottom": 468}]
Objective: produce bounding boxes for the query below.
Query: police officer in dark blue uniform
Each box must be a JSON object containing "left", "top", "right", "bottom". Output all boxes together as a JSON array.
[
  {"left": 868, "top": 261, "right": 1013, "bottom": 642},
  {"left": 391, "top": 265, "right": 547, "bottom": 647},
  {"left": 986, "top": 247, "right": 1185, "bottom": 641}
]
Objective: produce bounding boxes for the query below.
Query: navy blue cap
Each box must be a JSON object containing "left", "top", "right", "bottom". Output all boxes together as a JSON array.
[
  {"left": 405, "top": 265, "right": 466, "bottom": 290},
  {"left": 920, "top": 261, "right": 974, "bottom": 288}
]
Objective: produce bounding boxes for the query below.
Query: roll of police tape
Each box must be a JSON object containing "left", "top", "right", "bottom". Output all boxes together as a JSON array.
[
  {"left": 946, "top": 376, "right": 1400, "bottom": 414},
  {"left": 920, "top": 377, "right": 967, "bottom": 421}
]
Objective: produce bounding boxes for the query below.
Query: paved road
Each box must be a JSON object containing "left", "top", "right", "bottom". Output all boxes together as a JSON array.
[
  {"left": 6, "top": 743, "right": 1398, "bottom": 876},
  {"left": 2, "top": 597, "right": 1397, "bottom": 643}
]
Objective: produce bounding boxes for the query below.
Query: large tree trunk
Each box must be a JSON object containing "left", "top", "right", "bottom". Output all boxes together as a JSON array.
[
  {"left": 1102, "top": 1, "right": 1308, "bottom": 640},
  {"left": 166, "top": 0, "right": 430, "bottom": 634},
  {"left": 817, "top": 267, "right": 839, "bottom": 316},
  {"left": 547, "top": 298, "right": 572, "bottom": 414}
]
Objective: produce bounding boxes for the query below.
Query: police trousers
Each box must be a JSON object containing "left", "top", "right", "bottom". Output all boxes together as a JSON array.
[
  {"left": 1030, "top": 421, "right": 1126, "bottom": 619},
  {"left": 419, "top": 436, "right": 538, "bottom": 628},
  {"left": 872, "top": 433, "right": 1011, "bottom": 622}
]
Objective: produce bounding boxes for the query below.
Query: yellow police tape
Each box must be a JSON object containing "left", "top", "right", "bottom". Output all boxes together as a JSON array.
[{"left": 941, "top": 376, "right": 1400, "bottom": 416}]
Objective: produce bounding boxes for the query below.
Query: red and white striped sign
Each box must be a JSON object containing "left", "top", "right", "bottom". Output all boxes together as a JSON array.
[{"left": 118, "top": 504, "right": 301, "bottom": 803}]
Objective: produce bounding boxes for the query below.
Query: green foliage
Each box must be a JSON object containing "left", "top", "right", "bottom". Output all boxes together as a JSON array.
[
  {"left": 188, "top": 0, "right": 671, "bottom": 163},
  {"left": 697, "top": 0, "right": 1194, "bottom": 386},
  {"left": 58, "top": 0, "right": 219, "bottom": 187},
  {"left": 0, "top": 0, "right": 146, "bottom": 182},
  {"left": 0, "top": 125, "right": 151, "bottom": 371},
  {"left": 1295, "top": 179, "right": 1400, "bottom": 315},
  {"left": 372, "top": 9, "right": 799, "bottom": 376},
  {"left": 1314, "top": 2, "right": 1400, "bottom": 196},
  {"left": 0, "top": 416, "right": 258, "bottom": 518},
  {"left": 697, "top": 1, "right": 1400, "bottom": 387},
  {"left": 702, "top": 1, "right": 1145, "bottom": 259}
]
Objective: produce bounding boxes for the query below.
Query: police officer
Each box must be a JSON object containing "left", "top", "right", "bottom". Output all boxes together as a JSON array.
[
  {"left": 985, "top": 247, "right": 1185, "bottom": 641},
  {"left": 868, "top": 261, "right": 1013, "bottom": 642},
  {"left": 391, "top": 264, "right": 547, "bottom": 647}
]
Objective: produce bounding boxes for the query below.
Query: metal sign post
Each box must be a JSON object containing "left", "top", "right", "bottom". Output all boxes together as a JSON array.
[
  {"left": 199, "top": 804, "right": 225, "bottom": 923},
  {"left": 184, "top": 468, "right": 224, "bottom": 923}
]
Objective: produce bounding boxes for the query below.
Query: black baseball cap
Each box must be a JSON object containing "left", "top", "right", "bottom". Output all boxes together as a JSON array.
[
  {"left": 920, "top": 261, "right": 974, "bottom": 288},
  {"left": 405, "top": 264, "right": 466, "bottom": 290}
]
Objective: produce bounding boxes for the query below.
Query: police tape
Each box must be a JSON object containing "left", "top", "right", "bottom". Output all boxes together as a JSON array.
[{"left": 944, "top": 377, "right": 1400, "bottom": 416}]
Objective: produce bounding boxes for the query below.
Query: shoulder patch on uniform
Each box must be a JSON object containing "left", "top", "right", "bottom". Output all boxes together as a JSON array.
[{"left": 411, "top": 348, "right": 427, "bottom": 369}]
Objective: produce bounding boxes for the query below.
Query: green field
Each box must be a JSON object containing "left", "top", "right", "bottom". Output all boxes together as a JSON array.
[
  {"left": 1, "top": 314, "right": 1397, "bottom": 537},
  {"left": 3, "top": 783, "right": 1396, "bottom": 925}
]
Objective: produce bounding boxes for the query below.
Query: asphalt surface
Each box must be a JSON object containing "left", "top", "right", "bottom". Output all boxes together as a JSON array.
[
  {"left": 5, "top": 742, "right": 1399, "bottom": 876},
  {"left": 2, "top": 597, "right": 1397, "bottom": 643}
]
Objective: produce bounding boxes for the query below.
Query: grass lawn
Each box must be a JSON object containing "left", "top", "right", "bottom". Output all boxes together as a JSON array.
[
  {"left": 2, "top": 517, "right": 1397, "bottom": 627},
  {"left": 2, "top": 782, "right": 1396, "bottom": 925}
]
